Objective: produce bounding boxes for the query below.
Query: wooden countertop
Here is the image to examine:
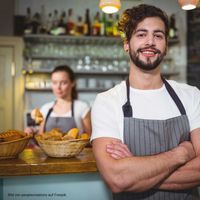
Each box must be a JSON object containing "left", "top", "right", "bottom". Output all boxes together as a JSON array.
[{"left": 0, "top": 147, "right": 97, "bottom": 177}]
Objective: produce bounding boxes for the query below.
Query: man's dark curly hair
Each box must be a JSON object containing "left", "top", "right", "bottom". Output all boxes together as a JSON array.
[{"left": 118, "top": 4, "right": 169, "bottom": 42}]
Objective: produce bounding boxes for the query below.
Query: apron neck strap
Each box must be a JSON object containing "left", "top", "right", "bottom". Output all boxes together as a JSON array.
[
  {"left": 122, "top": 79, "right": 133, "bottom": 117},
  {"left": 161, "top": 76, "right": 186, "bottom": 115},
  {"left": 122, "top": 77, "right": 186, "bottom": 118},
  {"left": 71, "top": 100, "right": 74, "bottom": 117},
  {"left": 43, "top": 107, "right": 53, "bottom": 132}
]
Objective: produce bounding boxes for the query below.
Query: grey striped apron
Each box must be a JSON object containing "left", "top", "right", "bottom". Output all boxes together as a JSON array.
[
  {"left": 113, "top": 78, "right": 199, "bottom": 200},
  {"left": 44, "top": 101, "right": 77, "bottom": 134}
]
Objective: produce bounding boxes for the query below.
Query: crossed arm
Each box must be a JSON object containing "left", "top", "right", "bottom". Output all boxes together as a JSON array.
[
  {"left": 158, "top": 128, "right": 200, "bottom": 190},
  {"left": 92, "top": 128, "right": 200, "bottom": 193}
]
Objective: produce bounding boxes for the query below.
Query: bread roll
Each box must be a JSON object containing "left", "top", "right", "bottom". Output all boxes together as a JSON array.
[
  {"left": 0, "top": 130, "right": 26, "bottom": 142},
  {"left": 31, "top": 108, "right": 44, "bottom": 124}
]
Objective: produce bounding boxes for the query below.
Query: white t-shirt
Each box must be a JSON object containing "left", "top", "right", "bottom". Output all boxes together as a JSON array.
[
  {"left": 91, "top": 80, "right": 200, "bottom": 142},
  {"left": 40, "top": 99, "right": 90, "bottom": 133}
]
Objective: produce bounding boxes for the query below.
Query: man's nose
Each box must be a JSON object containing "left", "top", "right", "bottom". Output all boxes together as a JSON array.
[{"left": 145, "top": 35, "right": 155, "bottom": 46}]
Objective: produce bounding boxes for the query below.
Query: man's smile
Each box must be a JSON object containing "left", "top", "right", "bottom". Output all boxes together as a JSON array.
[{"left": 138, "top": 48, "right": 161, "bottom": 58}]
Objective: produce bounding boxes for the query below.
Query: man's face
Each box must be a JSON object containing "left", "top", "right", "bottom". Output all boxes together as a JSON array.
[{"left": 125, "top": 17, "right": 167, "bottom": 71}]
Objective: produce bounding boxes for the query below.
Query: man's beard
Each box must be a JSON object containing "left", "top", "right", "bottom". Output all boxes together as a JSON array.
[{"left": 129, "top": 46, "right": 166, "bottom": 71}]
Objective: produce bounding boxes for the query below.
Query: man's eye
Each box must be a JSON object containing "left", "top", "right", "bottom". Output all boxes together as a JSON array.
[
  {"left": 155, "top": 35, "right": 163, "bottom": 39},
  {"left": 137, "top": 33, "right": 146, "bottom": 38}
]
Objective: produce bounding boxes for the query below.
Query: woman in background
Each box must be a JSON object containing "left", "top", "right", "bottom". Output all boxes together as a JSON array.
[{"left": 26, "top": 65, "right": 91, "bottom": 135}]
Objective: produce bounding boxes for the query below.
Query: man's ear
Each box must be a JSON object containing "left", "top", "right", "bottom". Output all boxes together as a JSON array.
[{"left": 123, "top": 42, "right": 129, "bottom": 52}]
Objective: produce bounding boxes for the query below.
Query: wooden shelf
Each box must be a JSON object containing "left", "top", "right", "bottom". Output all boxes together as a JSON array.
[
  {"left": 24, "top": 69, "right": 177, "bottom": 77},
  {"left": 23, "top": 69, "right": 128, "bottom": 76},
  {"left": 24, "top": 34, "right": 179, "bottom": 46},
  {"left": 24, "top": 34, "right": 123, "bottom": 45},
  {"left": 25, "top": 55, "right": 129, "bottom": 61},
  {"left": 25, "top": 87, "right": 110, "bottom": 93},
  {"left": 25, "top": 87, "right": 51, "bottom": 92}
]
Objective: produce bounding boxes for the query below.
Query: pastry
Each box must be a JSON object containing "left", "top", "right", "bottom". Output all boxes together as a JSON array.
[
  {"left": 0, "top": 130, "right": 26, "bottom": 142},
  {"left": 31, "top": 108, "right": 44, "bottom": 124}
]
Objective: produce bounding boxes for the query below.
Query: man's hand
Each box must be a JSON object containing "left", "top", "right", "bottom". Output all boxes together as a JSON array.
[
  {"left": 106, "top": 140, "right": 195, "bottom": 163},
  {"left": 106, "top": 140, "right": 133, "bottom": 159},
  {"left": 176, "top": 141, "right": 196, "bottom": 164}
]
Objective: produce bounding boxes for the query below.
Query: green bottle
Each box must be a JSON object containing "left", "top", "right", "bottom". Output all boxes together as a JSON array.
[{"left": 100, "top": 12, "right": 107, "bottom": 36}]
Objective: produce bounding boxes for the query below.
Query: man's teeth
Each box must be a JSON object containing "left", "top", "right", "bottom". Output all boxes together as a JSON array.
[{"left": 142, "top": 51, "right": 155, "bottom": 54}]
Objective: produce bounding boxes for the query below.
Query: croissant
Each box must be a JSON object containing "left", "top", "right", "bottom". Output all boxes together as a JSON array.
[{"left": 31, "top": 108, "right": 44, "bottom": 124}]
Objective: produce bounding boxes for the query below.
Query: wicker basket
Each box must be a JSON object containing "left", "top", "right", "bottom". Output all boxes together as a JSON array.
[
  {"left": 0, "top": 135, "right": 32, "bottom": 159},
  {"left": 35, "top": 135, "right": 89, "bottom": 158}
]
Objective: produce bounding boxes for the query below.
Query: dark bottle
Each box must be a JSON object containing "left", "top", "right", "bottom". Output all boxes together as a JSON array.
[
  {"left": 39, "top": 5, "right": 47, "bottom": 34},
  {"left": 52, "top": 9, "right": 59, "bottom": 29},
  {"left": 24, "top": 7, "right": 32, "bottom": 34},
  {"left": 169, "top": 14, "right": 178, "bottom": 39},
  {"left": 66, "top": 8, "right": 75, "bottom": 35},
  {"left": 84, "top": 9, "right": 91, "bottom": 36},
  {"left": 58, "top": 11, "right": 66, "bottom": 33},
  {"left": 46, "top": 13, "right": 53, "bottom": 34},
  {"left": 31, "top": 12, "right": 41, "bottom": 34}
]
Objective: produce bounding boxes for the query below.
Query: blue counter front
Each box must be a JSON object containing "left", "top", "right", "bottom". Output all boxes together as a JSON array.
[{"left": 1, "top": 173, "right": 112, "bottom": 200}]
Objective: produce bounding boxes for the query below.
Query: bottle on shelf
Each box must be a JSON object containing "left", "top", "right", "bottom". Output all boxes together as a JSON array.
[
  {"left": 92, "top": 12, "right": 101, "bottom": 36},
  {"left": 106, "top": 14, "right": 114, "bottom": 36},
  {"left": 50, "top": 10, "right": 66, "bottom": 35},
  {"left": 100, "top": 12, "right": 107, "bottom": 36},
  {"left": 52, "top": 9, "right": 59, "bottom": 29},
  {"left": 31, "top": 12, "right": 41, "bottom": 34},
  {"left": 169, "top": 14, "right": 178, "bottom": 39},
  {"left": 66, "top": 8, "right": 76, "bottom": 35},
  {"left": 76, "top": 16, "right": 85, "bottom": 35},
  {"left": 84, "top": 8, "right": 91, "bottom": 36},
  {"left": 113, "top": 14, "right": 120, "bottom": 37},
  {"left": 57, "top": 11, "right": 67, "bottom": 35},
  {"left": 24, "top": 7, "right": 33, "bottom": 34},
  {"left": 46, "top": 12, "right": 53, "bottom": 34},
  {"left": 39, "top": 5, "right": 47, "bottom": 34}
]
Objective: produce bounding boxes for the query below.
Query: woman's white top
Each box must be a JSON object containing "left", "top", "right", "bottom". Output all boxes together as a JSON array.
[{"left": 40, "top": 99, "right": 90, "bottom": 133}]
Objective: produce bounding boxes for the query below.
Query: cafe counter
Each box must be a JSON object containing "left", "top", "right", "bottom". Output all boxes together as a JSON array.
[
  {"left": 0, "top": 147, "right": 112, "bottom": 200},
  {"left": 0, "top": 147, "right": 97, "bottom": 176}
]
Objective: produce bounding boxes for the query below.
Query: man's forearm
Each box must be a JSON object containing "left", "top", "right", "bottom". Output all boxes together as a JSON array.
[
  {"left": 93, "top": 138, "right": 195, "bottom": 193},
  {"left": 103, "top": 140, "right": 196, "bottom": 193},
  {"left": 113, "top": 146, "right": 192, "bottom": 192},
  {"left": 158, "top": 156, "right": 200, "bottom": 190}
]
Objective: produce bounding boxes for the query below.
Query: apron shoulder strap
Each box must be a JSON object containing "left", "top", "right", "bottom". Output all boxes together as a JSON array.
[
  {"left": 43, "top": 103, "right": 54, "bottom": 132},
  {"left": 162, "top": 77, "right": 186, "bottom": 115},
  {"left": 122, "top": 79, "right": 133, "bottom": 117},
  {"left": 71, "top": 100, "right": 74, "bottom": 117}
]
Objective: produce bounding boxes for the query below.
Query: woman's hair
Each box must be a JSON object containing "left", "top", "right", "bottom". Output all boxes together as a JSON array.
[
  {"left": 51, "top": 65, "right": 78, "bottom": 100},
  {"left": 118, "top": 4, "right": 169, "bottom": 42}
]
